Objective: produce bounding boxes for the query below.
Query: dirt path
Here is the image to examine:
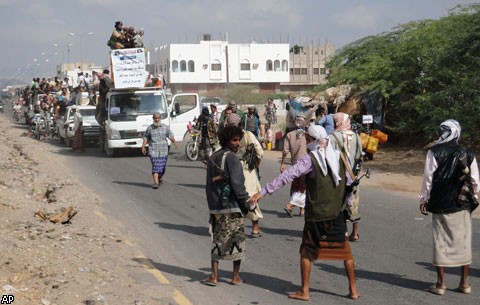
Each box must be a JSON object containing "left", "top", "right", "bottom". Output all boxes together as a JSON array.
[{"left": 0, "top": 110, "right": 161, "bottom": 304}]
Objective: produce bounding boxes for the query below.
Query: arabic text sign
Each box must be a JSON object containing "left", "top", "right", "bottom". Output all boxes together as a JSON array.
[{"left": 111, "top": 48, "right": 146, "bottom": 89}]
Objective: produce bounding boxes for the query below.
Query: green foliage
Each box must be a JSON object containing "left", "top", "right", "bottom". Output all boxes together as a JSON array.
[
  {"left": 223, "top": 84, "right": 288, "bottom": 106},
  {"left": 321, "top": 3, "right": 480, "bottom": 146}
]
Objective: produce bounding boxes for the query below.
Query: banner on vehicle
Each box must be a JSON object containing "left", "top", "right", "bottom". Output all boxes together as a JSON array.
[{"left": 110, "top": 48, "right": 146, "bottom": 89}]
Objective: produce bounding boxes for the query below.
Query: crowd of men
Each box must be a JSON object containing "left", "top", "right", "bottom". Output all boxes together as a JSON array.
[{"left": 198, "top": 101, "right": 478, "bottom": 301}]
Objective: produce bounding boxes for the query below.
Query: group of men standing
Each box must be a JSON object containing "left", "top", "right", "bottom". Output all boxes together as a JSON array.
[{"left": 140, "top": 98, "right": 478, "bottom": 301}]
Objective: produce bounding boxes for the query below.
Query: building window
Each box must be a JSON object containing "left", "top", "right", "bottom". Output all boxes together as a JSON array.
[
  {"left": 274, "top": 60, "right": 280, "bottom": 72},
  {"left": 172, "top": 60, "right": 179, "bottom": 72},
  {"left": 313, "top": 68, "right": 319, "bottom": 75},
  {"left": 180, "top": 60, "right": 187, "bottom": 72},
  {"left": 211, "top": 63, "right": 221, "bottom": 71},
  {"left": 301, "top": 68, "right": 308, "bottom": 75},
  {"left": 188, "top": 60, "right": 195, "bottom": 72},
  {"left": 294, "top": 68, "right": 300, "bottom": 75},
  {"left": 320, "top": 68, "right": 326, "bottom": 75},
  {"left": 240, "top": 62, "right": 250, "bottom": 71},
  {"left": 321, "top": 50, "right": 324, "bottom": 55},
  {"left": 290, "top": 68, "right": 294, "bottom": 75},
  {"left": 266, "top": 60, "right": 273, "bottom": 71},
  {"left": 282, "top": 60, "right": 288, "bottom": 71}
]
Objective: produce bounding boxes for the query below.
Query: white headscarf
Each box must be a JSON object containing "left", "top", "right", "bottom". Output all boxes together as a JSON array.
[
  {"left": 435, "top": 119, "right": 461, "bottom": 145},
  {"left": 307, "top": 125, "right": 342, "bottom": 186}
]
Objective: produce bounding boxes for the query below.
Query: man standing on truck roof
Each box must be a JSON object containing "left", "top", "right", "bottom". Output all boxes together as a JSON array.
[{"left": 141, "top": 112, "right": 178, "bottom": 189}]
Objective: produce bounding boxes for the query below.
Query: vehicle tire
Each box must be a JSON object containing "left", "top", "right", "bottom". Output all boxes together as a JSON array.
[
  {"left": 104, "top": 139, "right": 116, "bottom": 157},
  {"left": 98, "top": 132, "right": 105, "bottom": 152},
  {"left": 65, "top": 135, "right": 72, "bottom": 147},
  {"left": 185, "top": 141, "right": 198, "bottom": 161}
]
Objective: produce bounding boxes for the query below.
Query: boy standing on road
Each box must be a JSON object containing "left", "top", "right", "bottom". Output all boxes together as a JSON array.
[{"left": 203, "top": 125, "right": 252, "bottom": 286}]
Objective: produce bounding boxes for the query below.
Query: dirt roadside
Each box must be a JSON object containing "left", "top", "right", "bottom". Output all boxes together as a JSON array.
[{"left": 0, "top": 110, "right": 167, "bottom": 304}]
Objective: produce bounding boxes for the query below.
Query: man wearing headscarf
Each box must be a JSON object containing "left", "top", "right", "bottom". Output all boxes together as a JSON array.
[
  {"left": 331, "top": 112, "right": 363, "bottom": 241},
  {"left": 249, "top": 125, "right": 360, "bottom": 301},
  {"left": 281, "top": 114, "right": 308, "bottom": 217},
  {"left": 226, "top": 113, "right": 264, "bottom": 237},
  {"left": 419, "top": 119, "right": 479, "bottom": 296}
]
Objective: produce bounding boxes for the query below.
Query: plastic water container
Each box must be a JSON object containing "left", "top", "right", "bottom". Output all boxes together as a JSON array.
[
  {"left": 359, "top": 133, "right": 369, "bottom": 149},
  {"left": 371, "top": 129, "right": 388, "bottom": 144},
  {"left": 366, "top": 136, "right": 379, "bottom": 154}
]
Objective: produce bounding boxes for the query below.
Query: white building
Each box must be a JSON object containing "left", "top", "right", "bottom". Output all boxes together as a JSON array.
[{"left": 151, "top": 39, "right": 290, "bottom": 94}]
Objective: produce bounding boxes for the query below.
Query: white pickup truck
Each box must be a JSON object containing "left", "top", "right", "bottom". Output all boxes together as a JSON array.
[
  {"left": 57, "top": 105, "right": 100, "bottom": 147},
  {"left": 100, "top": 87, "right": 199, "bottom": 156}
]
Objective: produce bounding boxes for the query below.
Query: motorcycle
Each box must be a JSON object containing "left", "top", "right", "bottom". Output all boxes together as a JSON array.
[
  {"left": 12, "top": 109, "right": 23, "bottom": 122},
  {"left": 185, "top": 129, "right": 201, "bottom": 161},
  {"left": 31, "top": 113, "right": 44, "bottom": 140},
  {"left": 264, "top": 107, "right": 277, "bottom": 125}
]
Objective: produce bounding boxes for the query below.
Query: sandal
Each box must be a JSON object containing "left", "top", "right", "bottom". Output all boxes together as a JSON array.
[
  {"left": 429, "top": 285, "right": 446, "bottom": 295},
  {"left": 458, "top": 285, "right": 471, "bottom": 294},
  {"left": 284, "top": 207, "right": 294, "bottom": 218},
  {"left": 250, "top": 232, "right": 262, "bottom": 238}
]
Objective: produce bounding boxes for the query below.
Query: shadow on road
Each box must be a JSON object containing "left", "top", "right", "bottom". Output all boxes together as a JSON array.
[
  {"left": 132, "top": 257, "right": 340, "bottom": 297},
  {"left": 317, "top": 263, "right": 431, "bottom": 291},
  {"left": 176, "top": 183, "right": 205, "bottom": 189},
  {"left": 154, "top": 221, "right": 210, "bottom": 237},
  {"left": 112, "top": 181, "right": 152, "bottom": 188},
  {"left": 416, "top": 261, "right": 480, "bottom": 277}
]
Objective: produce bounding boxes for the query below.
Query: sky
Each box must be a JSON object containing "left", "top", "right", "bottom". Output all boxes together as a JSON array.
[{"left": 0, "top": 0, "right": 477, "bottom": 83}]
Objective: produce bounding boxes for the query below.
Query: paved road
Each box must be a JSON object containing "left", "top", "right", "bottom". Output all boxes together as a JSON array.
[
  {"left": 3, "top": 101, "right": 477, "bottom": 305},
  {"left": 55, "top": 141, "right": 478, "bottom": 305}
]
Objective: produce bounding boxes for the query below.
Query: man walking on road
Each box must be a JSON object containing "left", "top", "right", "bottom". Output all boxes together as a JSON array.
[
  {"left": 419, "top": 119, "right": 479, "bottom": 295},
  {"left": 141, "top": 112, "right": 177, "bottom": 189},
  {"left": 203, "top": 125, "right": 251, "bottom": 286}
]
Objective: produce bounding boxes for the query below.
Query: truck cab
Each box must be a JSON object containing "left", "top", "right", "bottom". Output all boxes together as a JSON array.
[{"left": 101, "top": 87, "right": 199, "bottom": 156}]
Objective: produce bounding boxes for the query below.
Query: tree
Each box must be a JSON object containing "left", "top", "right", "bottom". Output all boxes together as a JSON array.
[{"left": 320, "top": 4, "right": 480, "bottom": 145}]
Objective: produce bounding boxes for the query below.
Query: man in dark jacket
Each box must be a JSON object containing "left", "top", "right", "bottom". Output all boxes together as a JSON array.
[
  {"left": 419, "top": 119, "right": 479, "bottom": 295},
  {"left": 203, "top": 125, "right": 251, "bottom": 286}
]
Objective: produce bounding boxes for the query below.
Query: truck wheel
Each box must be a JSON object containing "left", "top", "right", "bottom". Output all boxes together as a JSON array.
[
  {"left": 58, "top": 130, "right": 65, "bottom": 144},
  {"left": 65, "top": 135, "right": 72, "bottom": 147},
  {"left": 185, "top": 141, "right": 198, "bottom": 161},
  {"left": 104, "top": 140, "right": 116, "bottom": 157}
]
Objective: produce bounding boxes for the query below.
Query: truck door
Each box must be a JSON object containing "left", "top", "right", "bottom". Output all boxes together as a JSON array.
[{"left": 168, "top": 93, "right": 199, "bottom": 142}]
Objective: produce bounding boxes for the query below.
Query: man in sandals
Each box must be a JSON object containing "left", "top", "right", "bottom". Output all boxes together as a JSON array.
[{"left": 203, "top": 125, "right": 252, "bottom": 286}]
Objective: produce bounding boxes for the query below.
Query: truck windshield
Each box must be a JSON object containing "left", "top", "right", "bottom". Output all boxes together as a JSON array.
[
  {"left": 110, "top": 93, "right": 167, "bottom": 121},
  {"left": 79, "top": 109, "right": 96, "bottom": 118}
]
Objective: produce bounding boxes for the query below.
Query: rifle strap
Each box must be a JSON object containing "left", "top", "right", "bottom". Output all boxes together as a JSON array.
[{"left": 340, "top": 152, "right": 356, "bottom": 180}]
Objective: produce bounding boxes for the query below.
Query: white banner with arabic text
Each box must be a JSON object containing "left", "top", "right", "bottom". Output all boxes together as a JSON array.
[{"left": 111, "top": 48, "right": 146, "bottom": 89}]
